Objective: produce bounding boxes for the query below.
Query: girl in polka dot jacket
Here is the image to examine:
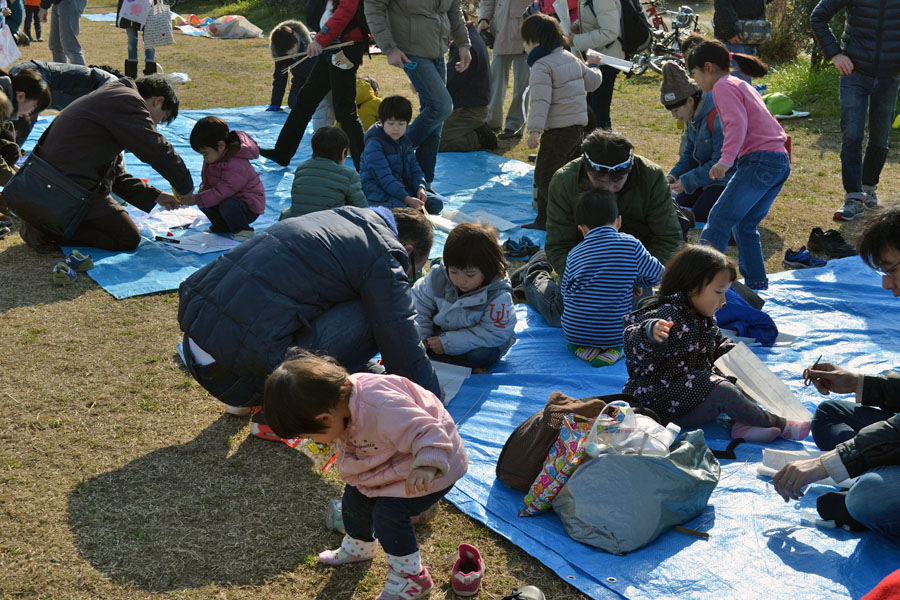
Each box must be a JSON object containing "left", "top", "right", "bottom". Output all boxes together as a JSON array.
[
  {"left": 263, "top": 350, "right": 468, "bottom": 600},
  {"left": 622, "top": 244, "right": 809, "bottom": 443}
]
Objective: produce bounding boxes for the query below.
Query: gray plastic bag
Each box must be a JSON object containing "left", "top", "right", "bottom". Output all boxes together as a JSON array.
[{"left": 551, "top": 429, "right": 720, "bottom": 555}]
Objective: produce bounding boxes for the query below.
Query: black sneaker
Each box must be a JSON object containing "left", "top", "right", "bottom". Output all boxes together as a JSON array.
[
  {"left": 259, "top": 148, "right": 290, "bottom": 167},
  {"left": 497, "top": 128, "right": 523, "bottom": 141},
  {"left": 807, "top": 227, "right": 857, "bottom": 259},
  {"left": 817, "top": 491, "right": 868, "bottom": 531}
]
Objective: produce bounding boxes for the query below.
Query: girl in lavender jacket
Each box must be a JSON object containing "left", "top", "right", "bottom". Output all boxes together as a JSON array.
[
  {"left": 263, "top": 351, "right": 468, "bottom": 600},
  {"left": 188, "top": 116, "right": 266, "bottom": 233}
]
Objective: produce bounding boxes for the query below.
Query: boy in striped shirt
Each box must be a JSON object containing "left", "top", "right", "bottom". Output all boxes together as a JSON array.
[{"left": 561, "top": 192, "right": 665, "bottom": 366}]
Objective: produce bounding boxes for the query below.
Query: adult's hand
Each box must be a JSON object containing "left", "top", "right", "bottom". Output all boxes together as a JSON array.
[
  {"left": 425, "top": 336, "right": 444, "bottom": 354},
  {"left": 477, "top": 18, "right": 490, "bottom": 32},
  {"left": 387, "top": 48, "right": 412, "bottom": 69},
  {"left": 669, "top": 179, "right": 685, "bottom": 194},
  {"left": 455, "top": 47, "right": 472, "bottom": 72},
  {"left": 155, "top": 192, "right": 180, "bottom": 210},
  {"left": 831, "top": 53, "right": 854, "bottom": 76},
  {"left": 772, "top": 457, "right": 827, "bottom": 501},
  {"left": 39, "top": 8, "right": 47, "bottom": 22},
  {"left": 176, "top": 192, "right": 196, "bottom": 206},
  {"left": 804, "top": 362, "right": 859, "bottom": 395},
  {"left": 404, "top": 195, "right": 425, "bottom": 210},
  {"left": 307, "top": 40, "right": 325, "bottom": 58},
  {"left": 526, "top": 131, "right": 540, "bottom": 149},
  {"left": 727, "top": 34, "right": 742, "bottom": 44},
  {"left": 416, "top": 187, "right": 428, "bottom": 203}
]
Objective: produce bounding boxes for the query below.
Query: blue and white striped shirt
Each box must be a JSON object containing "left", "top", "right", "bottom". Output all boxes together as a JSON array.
[{"left": 560, "top": 226, "right": 665, "bottom": 348}]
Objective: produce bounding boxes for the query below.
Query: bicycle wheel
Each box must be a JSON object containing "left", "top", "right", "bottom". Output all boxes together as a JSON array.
[
  {"left": 649, "top": 54, "right": 683, "bottom": 75},
  {"left": 630, "top": 53, "right": 650, "bottom": 76}
]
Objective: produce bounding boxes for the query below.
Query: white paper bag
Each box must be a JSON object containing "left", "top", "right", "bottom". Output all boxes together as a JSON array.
[
  {"left": 117, "top": 0, "right": 152, "bottom": 27},
  {"left": 0, "top": 26, "right": 22, "bottom": 69}
]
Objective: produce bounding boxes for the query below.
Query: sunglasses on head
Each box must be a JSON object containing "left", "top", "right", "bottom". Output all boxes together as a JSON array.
[{"left": 583, "top": 150, "right": 633, "bottom": 179}]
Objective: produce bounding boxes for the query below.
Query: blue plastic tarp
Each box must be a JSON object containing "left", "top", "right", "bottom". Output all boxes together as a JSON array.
[
  {"left": 443, "top": 257, "right": 900, "bottom": 600},
  {"left": 24, "top": 107, "right": 542, "bottom": 299}
]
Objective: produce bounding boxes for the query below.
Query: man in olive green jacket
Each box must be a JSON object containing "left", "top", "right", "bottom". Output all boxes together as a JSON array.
[{"left": 519, "top": 129, "right": 683, "bottom": 327}]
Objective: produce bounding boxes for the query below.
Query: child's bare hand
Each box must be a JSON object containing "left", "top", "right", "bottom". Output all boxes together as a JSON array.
[
  {"left": 652, "top": 320, "right": 674, "bottom": 343},
  {"left": 416, "top": 187, "right": 428, "bottom": 203},
  {"left": 404, "top": 196, "right": 425, "bottom": 210},
  {"left": 406, "top": 466, "right": 438, "bottom": 495},
  {"left": 709, "top": 162, "right": 729, "bottom": 180},
  {"left": 526, "top": 132, "right": 540, "bottom": 149},
  {"left": 425, "top": 336, "right": 444, "bottom": 354}
]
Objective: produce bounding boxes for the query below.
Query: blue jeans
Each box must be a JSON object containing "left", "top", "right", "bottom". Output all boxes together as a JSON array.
[
  {"left": 201, "top": 197, "right": 259, "bottom": 233},
  {"left": 431, "top": 345, "right": 503, "bottom": 369},
  {"left": 126, "top": 27, "right": 155, "bottom": 63},
  {"left": 403, "top": 55, "right": 453, "bottom": 185},
  {"left": 811, "top": 399, "right": 900, "bottom": 537},
  {"left": 724, "top": 42, "right": 756, "bottom": 84},
  {"left": 699, "top": 150, "right": 790, "bottom": 289},
  {"left": 342, "top": 484, "right": 449, "bottom": 556},
  {"left": 838, "top": 72, "right": 900, "bottom": 194},
  {"left": 423, "top": 191, "right": 443, "bottom": 214},
  {"left": 49, "top": 0, "right": 87, "bottom": 65}
]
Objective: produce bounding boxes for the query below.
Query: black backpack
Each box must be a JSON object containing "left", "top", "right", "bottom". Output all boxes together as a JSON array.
[
  {"left": 618, "top": 0, "right": 652, "bottom": 57},
  {"left": 307, "top": 0, "right": 371, "bottom": 37}
]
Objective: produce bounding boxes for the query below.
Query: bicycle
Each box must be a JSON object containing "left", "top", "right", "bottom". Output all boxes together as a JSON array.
[{"left": 630, "top": 5, "right": 700, "bottom": 76}]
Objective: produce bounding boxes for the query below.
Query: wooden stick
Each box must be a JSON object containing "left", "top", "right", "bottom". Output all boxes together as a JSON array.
[
  {"left": 281, "top": 55, "right": 310, "bottom": 75},
  {"left": 274, "top": 40, "right": 354, "bottom": 62}
]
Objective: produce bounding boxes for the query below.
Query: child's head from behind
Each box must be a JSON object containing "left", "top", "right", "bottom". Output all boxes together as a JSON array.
[
  {"left": 311, "top": 126, "right": 349, "bottom": 163},
  {"left": 442, "top": 222, "right": 506, "bottom": 294},
  {"left": 574, "top": 191, "right": 620, "bottom": 235},
  {"left": 520, "top": 13, "right": 565, "bottom": 52},
  {"left": 686, "top": 40, "right": 768, "bottom": 91},
  {"left": 264, "top": 350, "right": 352, "bottom": 442},
  {"left": 190, "top": 116, "right": 239, "bottom": 164},
  {"left": 378, "top": 95, "right": 413, "bottom": 141},
  {"left": 660, "top": 244, "right": 737, "bottom": 317},
  {"left": 359, "top": 75, "right": 380, "bottom": 97},
  {"left": 270, "top": 24, "right": 300, "bottom": 57}
]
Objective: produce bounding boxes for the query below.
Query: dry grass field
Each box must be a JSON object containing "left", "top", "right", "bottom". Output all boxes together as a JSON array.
[{"left": 1, "top": 1, "right": 898, "bottom": 599}]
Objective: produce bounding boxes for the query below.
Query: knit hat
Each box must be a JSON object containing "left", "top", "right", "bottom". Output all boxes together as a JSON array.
[{"left": 659, "top": 62, "right": 701, "bottom": 108}]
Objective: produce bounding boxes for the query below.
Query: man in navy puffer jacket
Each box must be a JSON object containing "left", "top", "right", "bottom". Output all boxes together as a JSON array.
[{"left": 178, "top": 206, "right": 441, "bottom": 427}]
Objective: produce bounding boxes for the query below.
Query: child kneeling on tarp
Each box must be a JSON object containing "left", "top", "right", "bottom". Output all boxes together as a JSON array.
[
  {"left": 263, "top": 350, "right": 468, "bottom": 600},
  {"left": 622, "top": 244, "right": 810, "bottom": 442},
  {"left": 413, "top": 222, "right": 516, "bottom": 369},
  {"left": 561, "top": 192, "right": 664, "bottom": 367}
]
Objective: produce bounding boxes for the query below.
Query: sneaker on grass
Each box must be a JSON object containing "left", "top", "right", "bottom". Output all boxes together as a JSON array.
[
  {"left": 833, "top": 196, "right": 865, "bottom": 222},
  {"left": 782, "top": 246, "right": 826, "bottom": 268},
  {"left": 807, "top": 227, "right": 857, "bottom": 259},
  {"left": 862, "top": 185, "right": 881, "bottom": 210}
]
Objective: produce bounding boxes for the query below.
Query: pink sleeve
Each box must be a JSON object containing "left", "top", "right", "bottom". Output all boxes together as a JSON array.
[
  {"left": 712, "top": 79, "right": 748, "bottom": 167},
  {"left": 379, "top": 381, "right": 453, "bottom": 477}
]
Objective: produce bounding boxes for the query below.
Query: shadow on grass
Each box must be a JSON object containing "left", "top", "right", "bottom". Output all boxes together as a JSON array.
[
  {"left": 0, "top": 237, "right": 95, "bottom": 313},
  {"left": 66, "top": 415, "right": 360, "bottom": 592}
]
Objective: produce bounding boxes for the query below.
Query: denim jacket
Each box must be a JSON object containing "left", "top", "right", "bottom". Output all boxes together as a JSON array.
[{"left": 668, "top": 92, "right": 734, "bottom": 194}]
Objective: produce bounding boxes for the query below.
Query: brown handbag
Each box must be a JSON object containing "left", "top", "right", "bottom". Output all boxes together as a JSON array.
[{"left": 496, "top": 392, "right": 647, "bottom": 492}]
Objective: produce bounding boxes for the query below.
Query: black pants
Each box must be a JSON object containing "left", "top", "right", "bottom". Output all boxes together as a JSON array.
[
  {"left": 586, "top": 65, "right": 618, "bottom": 130},
  {"left": 270, "top": 42, "right": 367, "bottom": 168}
]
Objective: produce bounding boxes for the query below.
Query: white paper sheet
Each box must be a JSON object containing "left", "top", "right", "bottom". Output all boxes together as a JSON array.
[
  {"left": 428, "top": 209, "right": 518, "bottom": 233},
  {"left": 432, "top": 361, "right": 472, "bottom": 405},
  {"left": 585, "top": 49, "right": 633, "bottom": 72},
  {"left": 162, "top": 232, "right": 242, "bottom": 254},
  {"left": 714, "top": 341, "right": 813, "bottom": 422},
  {"left": 756, "top": 448, "right": 856, "bottom": 487}
]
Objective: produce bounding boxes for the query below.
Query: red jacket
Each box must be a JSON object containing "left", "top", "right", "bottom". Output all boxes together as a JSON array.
[{"left": 315, "top": 0, "right": 367, "bottom": 46}]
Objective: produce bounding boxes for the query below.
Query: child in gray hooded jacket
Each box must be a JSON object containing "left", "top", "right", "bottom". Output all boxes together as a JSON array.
[{"left": 412, "top": 222, "right": 516, "bottom": 369}]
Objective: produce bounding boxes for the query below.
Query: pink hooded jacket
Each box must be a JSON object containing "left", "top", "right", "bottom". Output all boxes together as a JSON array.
[
  {"left": 337, "top": 373, "right": 469, "bottom": 498},
  {"left": 195, "top": 130, "right": 266, "bottom": 214}
]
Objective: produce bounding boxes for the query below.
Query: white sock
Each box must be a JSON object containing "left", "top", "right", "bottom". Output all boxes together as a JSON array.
[
  {"left": 318, "top": 534, "right": 377, "bottom": 565},
  {"left": 386, "top": 550, "right": 422, "bottom": 575}
]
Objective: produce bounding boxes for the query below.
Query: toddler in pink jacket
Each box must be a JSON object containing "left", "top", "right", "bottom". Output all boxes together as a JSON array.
[
  {"left": 187, "top": 116, "right": 266, "bottom": 234},
  {"left": 264, "top": 351, "right": 468, "bottom": 600}
]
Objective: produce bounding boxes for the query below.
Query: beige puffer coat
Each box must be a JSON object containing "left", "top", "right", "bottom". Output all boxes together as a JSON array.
[
  {"left": 571, "top": 0, "right": 624, "bottom": 59},
  {"left": 526, "top": 47, "right": 603, "bottom": 134}
]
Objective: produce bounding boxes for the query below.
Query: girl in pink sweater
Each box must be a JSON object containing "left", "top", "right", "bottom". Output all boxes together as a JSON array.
[
  {"left": 187, "top": 116, "right": 266, "bottom": 234},
  {"left": 263, "top": 351, "right": 468, "bottom": 600},
  {"left": 686, "top": 40, "right": 789, "bottom": 291}
]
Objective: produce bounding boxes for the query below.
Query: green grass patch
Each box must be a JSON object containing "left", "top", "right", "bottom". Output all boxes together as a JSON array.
[{"left": 767, "top": 59, "right": 841, "bottom": 118}]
